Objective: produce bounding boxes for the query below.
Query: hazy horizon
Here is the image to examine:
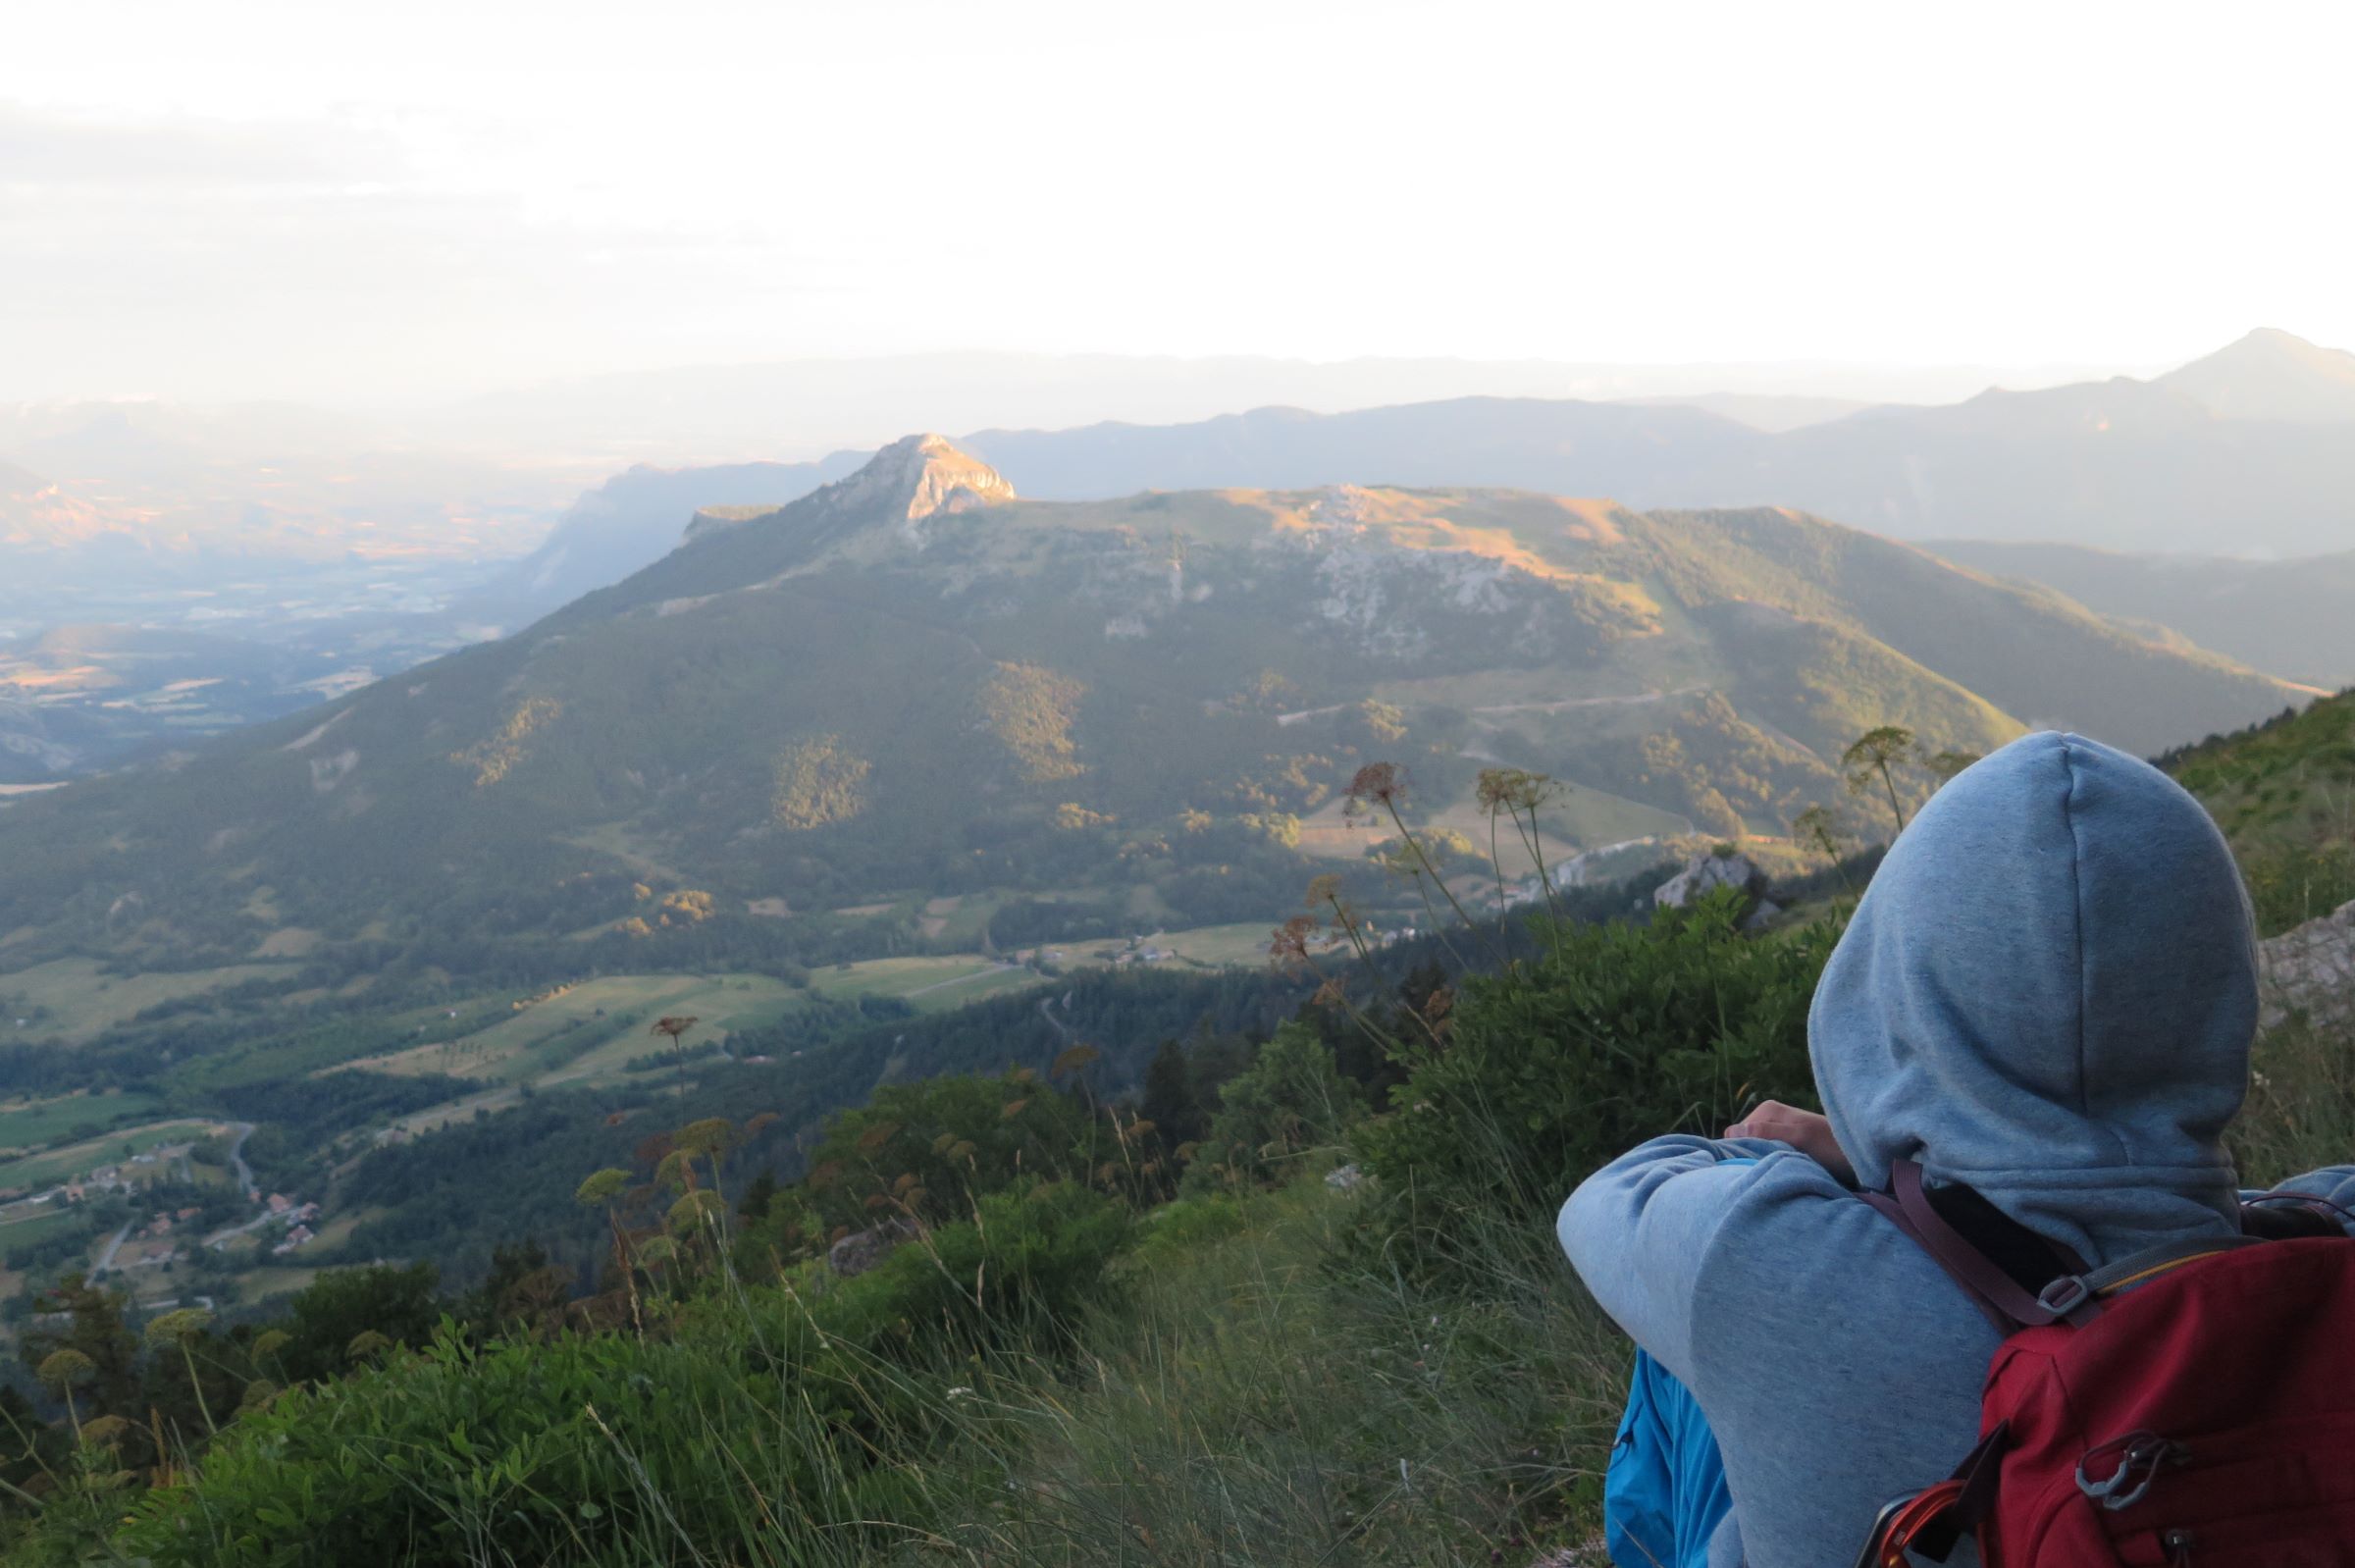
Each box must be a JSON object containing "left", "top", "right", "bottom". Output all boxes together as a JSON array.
[{"left": 8, "top": 0, "right": 2350, "bottom": 407}]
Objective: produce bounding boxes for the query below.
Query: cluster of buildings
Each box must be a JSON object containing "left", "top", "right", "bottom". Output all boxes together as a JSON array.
[
  {"left": 143, "top": 1205, "right": 206, "bottom": 1238},
  {"left": 264, "top": 1194, "right": 324, "bottom": 1257}
]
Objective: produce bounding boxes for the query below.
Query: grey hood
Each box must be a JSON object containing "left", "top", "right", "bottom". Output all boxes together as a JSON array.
[{"left": 1809, "top": 730, "right": 2258, "bottom": 1265}]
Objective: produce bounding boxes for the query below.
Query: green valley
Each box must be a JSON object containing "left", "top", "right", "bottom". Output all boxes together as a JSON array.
[{"left": 0, "top": 435, "right": 2325, "bottom": 1328}]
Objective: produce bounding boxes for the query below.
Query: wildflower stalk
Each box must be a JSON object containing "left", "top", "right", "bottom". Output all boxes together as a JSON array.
[
  {"left": 1393, "top": 851, "right": 1475, "bottom": 976},
  {"left": 145, "top": 1310, "right": 218, "bottom": 1437},
  {"left": 1283, "top": 896, "right": 1434, "bottom": 1054},
  {"left": 1481, "top": 767, "right": 1566, "bottom": 963},
  {"left": 1377, "top": 794, "right": 1502, "bottom": 967}
]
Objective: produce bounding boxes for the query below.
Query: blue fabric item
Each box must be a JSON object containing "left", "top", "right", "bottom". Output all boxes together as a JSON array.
[
  {"left": 1605, "top": 1160, "right": 1749, "bottom": 1568},
  {"left": 1605, "top": 1350, "right": 1731, "bottom": 1568},
  {"left": 1559, "top": 732, "right": 2355, "bottom": 1568}
]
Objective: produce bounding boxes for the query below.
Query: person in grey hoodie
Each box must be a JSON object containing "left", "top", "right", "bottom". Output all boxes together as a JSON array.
[{"left": 1559, "top": 730, "right": 2355, "bottom": 1568}]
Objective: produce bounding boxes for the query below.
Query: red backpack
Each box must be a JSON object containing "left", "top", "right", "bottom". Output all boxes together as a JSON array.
[{"left": 1855, "top": 1160, "right": 2355, "bottom": 1568}]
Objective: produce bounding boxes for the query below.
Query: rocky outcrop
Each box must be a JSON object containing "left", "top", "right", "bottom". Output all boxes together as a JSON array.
[
  {"left": 1653, "top": 851, "right": 1765, "bottom": 908},
  {"left": 826, "top": 1218, "right": 920, "bottom": 1279},
  {"left": 682, "top": 434, "right": 1016, "bottom": 548},
  {"left": 2259, "top": 897, "right": 2355, "bottom": 1030},
  {"left": 1653, "top": 850, "right": 1780, "bottom": 928},
  {"left": 825, "top": 433, "right": 1016, "bottom": 540}
]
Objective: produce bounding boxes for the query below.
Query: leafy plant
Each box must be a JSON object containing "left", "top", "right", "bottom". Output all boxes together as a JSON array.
[{"left": 1354, "top": 888, "right": 1836, "bottom": 1260}]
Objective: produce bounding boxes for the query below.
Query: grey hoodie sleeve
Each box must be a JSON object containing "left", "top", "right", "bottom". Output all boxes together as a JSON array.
[
  {"left": 1556, "top": 1132, "right": 1798, "bottom": 1385},
  {"left": 2246, "top": 1167, "right": 2355, "bottom": 1233}
]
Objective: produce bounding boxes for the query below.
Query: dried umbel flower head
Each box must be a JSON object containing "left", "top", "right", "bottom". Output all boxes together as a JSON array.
[
  {"left": 675, "top": 1118, "right": 736, "bottom": 1157},
  {"left": 1269, "top": 915, "right": 1319, "bottom": 971},
  {"left": 1476, "top": 767, "right": 1556, "bottom": 814},
  {"left": 1345, "top": 761, "right": 1405, "bottom": 812},
  {"left": 36, "top": 1349, "right": 93, "bottom": 1393},
  {"left": 576, "top": 1168, "right": 632, "bottom": 1206},
  {"left": 144, "top": 1308, "right": 213, "bottom": 1348}
]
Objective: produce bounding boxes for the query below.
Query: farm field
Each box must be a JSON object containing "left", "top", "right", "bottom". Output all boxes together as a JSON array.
[
  {"left": 0, "top": 1205, "right": 90, "bottom": 1253},
  {"left": 0, "top": 1118, "right": 221, "bottom": 1194},
  {"left": 341, "top": 974, "right": 809, "bottom": 1088},
  {"left": 1291, "top": 779, "right": 1690, "bottom": 871},
  {"left": 0, "top": 1088, "right": 166, "bottom": 1152},
  {"left": 227, "top": 1264, "right": 324, "bottom": 1306},
  {"left": 806, "top": 955, "right": 1039, "bottom": 1013},
  {"left": 1137, "top": 922, "right": 1282, "bottom": 967},
  {"left": 0, "top": 1205, "right": 97, "bottom": 1303},
  {"left": 917, "top": 893, "right": 1005, "bottom": 945},
  {"left": 0, "top": 957, "right": 291, "bottom": 1044}
]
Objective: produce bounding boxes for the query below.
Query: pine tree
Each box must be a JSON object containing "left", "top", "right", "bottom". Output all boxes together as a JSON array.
[{"left": 1139, "top": 1038, "right": 1205, "bottom": 1147}]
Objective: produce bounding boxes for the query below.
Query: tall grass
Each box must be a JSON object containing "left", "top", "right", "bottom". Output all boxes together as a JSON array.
[
  {"left": 901, "top": 1181, "right": 1623, "bottom": 1568},
  {"left": 50, "top": 1184, "right": 1619, "bottom": 1568},
  {"left": 2236, "top": 1008, "right": 2355, "bottom": 1192}
]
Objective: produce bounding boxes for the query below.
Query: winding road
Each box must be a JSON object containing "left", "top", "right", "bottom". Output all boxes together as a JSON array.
[
  {"left": 91, "top": 1219, "right": 135, "bottom": 1277},
  {"left": 225, "top": 1122, "right": 258, "bottom": 1201}
]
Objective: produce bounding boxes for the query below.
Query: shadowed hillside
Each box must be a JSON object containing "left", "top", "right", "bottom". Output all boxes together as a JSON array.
[{"left": 1929, "top": 540, "right": 2355, "bottom": 689}]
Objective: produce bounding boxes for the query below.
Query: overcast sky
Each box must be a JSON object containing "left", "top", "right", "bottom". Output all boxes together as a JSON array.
[{"left": 5, "top": 0, "right": 2350, "bottom": 404}]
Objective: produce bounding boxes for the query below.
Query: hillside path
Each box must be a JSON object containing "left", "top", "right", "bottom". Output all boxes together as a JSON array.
[
  {"left": 226, "top": 1122, "right": 257, "bottom": 1200},
  {"left": 92, "top": 1219, "right": 134, "bottom": 1276}
]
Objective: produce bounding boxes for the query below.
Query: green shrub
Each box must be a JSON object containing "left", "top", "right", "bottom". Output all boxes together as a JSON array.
[
  {"left": 2243, "top": 840, "right": 2355, "bottom": 937},
  {"left": 1130, "top": 1191, "right": 1251, "bottom": 1265},
  {"left": 112, "top": 1182, "right": 1132, "bottom": 1568},
  {"left": 1353, "top": 889, "right": 1836, "bottom": 1256},
  {"left": 1182, "top": 1023, "right": 1364, "bottom": 1193},
  {"left": 794, "top": 1071, "right": 1100, "bottom": 1233}
]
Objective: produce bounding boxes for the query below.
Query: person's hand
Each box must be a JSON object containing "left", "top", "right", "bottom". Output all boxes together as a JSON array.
[{"left": 1725, "top": 1099, "right": 1857, "bottom": 1185}]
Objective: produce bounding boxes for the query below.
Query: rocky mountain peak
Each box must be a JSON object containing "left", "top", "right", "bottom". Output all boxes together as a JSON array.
[
  {"left": 677, "top": 434, "right": 1015, "bottom": 548},
  {"left": 830, "top": 433, "right": 1017, "bottom": 525}
]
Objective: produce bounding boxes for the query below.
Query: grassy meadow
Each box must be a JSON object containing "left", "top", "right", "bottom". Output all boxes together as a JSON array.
[
  {"left": 0, "top": 1118, "right": 219, "bottom": 1194},
  {"left": 0, "top": 957, "right": 290, "bottom": 1044},
  {"left": 0, "top": 1088, "right": 165, "bottom": 1152}
]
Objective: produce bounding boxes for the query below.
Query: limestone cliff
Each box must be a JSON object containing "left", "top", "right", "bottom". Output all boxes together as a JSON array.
[{"left": 682, "top": 435, "right": 1015, "bottom": 547}]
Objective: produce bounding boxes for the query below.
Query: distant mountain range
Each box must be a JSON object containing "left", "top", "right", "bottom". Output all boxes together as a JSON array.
[
  {"left": 0, "top": 400, "right": 586, "bottom": 611},
  {"left": 1929, "top": 541, "right": 2355, "bottom": 691},
  {"left": 9, "top": 331, "right": 2352, "bottom": 778},
  {"left": 2155, "top": 327, "right": 2355, "bottom": 423},
  {"left": 0, "top": 458, "right": 129, "bottom": 554},
  {"left": 0, "top": 436, "right": 2307, "bottom": 981},
  {"left": 456, "top": 329, "right": 2355, "bottom": 633},
  {"left": 957, "top": 330, "right": 2355, "bottom": 553},
  {"left": 458, "top": 455, "right": 863, "bottom": 625},
  {"left": 0, "top": 624, "right": 341, "bottom": 782},
  {"left": 425, "top": 350, "right": 2093, "bottom": 464}
]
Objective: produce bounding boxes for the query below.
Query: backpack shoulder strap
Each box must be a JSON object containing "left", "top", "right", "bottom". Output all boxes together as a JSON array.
[
  {"left": 1860, "top": 1160, "right": 2099, "bottom": 1332},
  {"left": 2076, "top": 1233, "right": 2267, "bottom": 1296},
  {"left": 1861, "top": 1159, "right": 2270, "bottom": 1333}
]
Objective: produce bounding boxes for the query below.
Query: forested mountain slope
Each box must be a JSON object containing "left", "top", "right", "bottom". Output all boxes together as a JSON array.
[
  {"left": 1929, "top": 540, "right": 2355, "bottom": 689},
  {"left": 0, "top": 437, "right": 2307, "bottom": 985}
]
